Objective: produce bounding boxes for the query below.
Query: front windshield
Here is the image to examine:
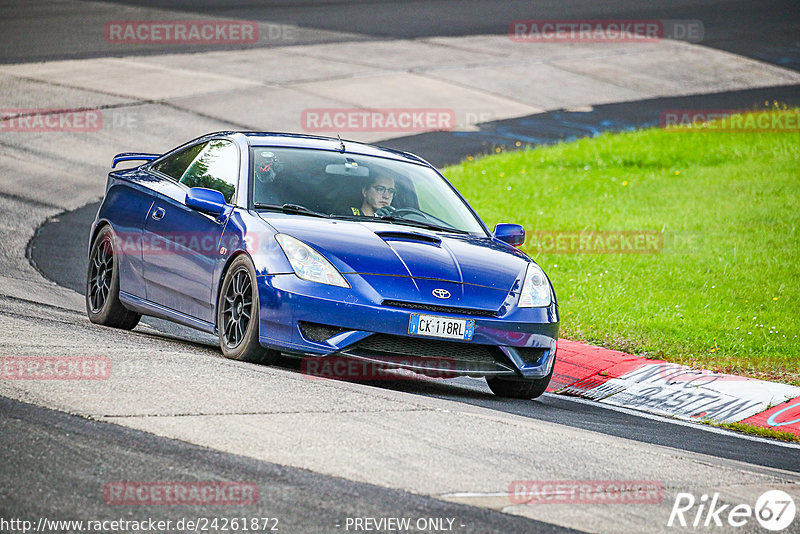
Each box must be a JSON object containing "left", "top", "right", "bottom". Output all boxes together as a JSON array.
[{"left": 249, "top": 147, "right": 486, "bottom": 234}]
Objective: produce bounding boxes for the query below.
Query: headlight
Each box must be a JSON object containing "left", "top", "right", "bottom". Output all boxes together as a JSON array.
[
  {"left": 275, "top": 234, "right": 349, "bottom": 288},
  {"left": 518, "top": 262, "right": 551, "bottom": 307}
]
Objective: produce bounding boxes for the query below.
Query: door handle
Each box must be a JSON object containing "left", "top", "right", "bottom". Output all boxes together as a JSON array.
[{"left": 152, "top": 207, "right": 165, "bottom": 220}]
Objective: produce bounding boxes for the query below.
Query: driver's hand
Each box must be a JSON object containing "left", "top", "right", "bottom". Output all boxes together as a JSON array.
[{"left": 375, "top": 206, "right": 396, "bottom": 217}]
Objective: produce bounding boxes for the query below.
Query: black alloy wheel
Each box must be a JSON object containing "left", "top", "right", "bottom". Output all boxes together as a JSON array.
[{"left": 86, "top": 226, "right": 141, "bottom": 329}]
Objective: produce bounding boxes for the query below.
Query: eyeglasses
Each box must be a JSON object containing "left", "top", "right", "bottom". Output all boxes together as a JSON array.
[{"left": 371, "top": 185, "right": 396, "bottom": 196}]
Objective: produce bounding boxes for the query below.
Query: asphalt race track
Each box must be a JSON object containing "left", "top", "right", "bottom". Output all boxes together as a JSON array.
[
  {"left": 2, "top": 2, "right": 800, "bottom": 533},
  {"left": 2, "top": 0, "right": 798, "bottom": 68},
  {"left": 1, "top": 396, "right": 573, "bottom": 534}
]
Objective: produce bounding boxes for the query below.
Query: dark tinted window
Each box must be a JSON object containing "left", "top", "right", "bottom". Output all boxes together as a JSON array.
[
  {"left": 179, "top": 140, "right": 238, "bottom": 203},
  {"left": 152, "top": 142, "right": 206, "bottom": 181}
]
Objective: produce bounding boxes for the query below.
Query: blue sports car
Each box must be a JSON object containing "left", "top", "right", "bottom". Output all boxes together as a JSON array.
[{"left": 87, "top": 132, "right": 559, "bottom": 398}]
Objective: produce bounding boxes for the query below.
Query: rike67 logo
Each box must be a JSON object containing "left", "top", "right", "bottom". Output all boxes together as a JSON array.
[{"left": 668, "top": 490, "right": 796, "bottom": 531}]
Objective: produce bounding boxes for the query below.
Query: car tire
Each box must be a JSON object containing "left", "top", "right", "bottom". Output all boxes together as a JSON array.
[
  {"left": 86, "top": 225, "right": 141, "bottom": 330},
  {"left": 217, "top": 255, "right": 277, "bottom": 364},
  {"left": 486, "top": 364, "right": 553, "bottom": 399}
]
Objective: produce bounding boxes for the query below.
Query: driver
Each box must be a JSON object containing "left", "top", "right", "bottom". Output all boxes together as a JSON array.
[
  {"left": 351, "top": 174, "right": 396, "bottom": 217},
  {"left": 253, "top": 150, "right": 283, "bottom": 205}
]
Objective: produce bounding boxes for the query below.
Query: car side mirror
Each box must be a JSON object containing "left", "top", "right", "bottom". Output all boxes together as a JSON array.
[
  {"left": 494, "top": 223, "right": 525, "bottom": 247},
  {"left": 186, "top": 187, "right": 227, "bottom": 216}
]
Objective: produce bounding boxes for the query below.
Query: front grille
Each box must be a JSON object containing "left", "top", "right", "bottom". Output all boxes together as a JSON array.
[
  {"left": 298, "top": 321, "right": 348, "bottom": 342},
  {"left": 355, "top": 334, "right": 501, "bottom": 364},
  {"left": 341, "top": 333, "right": 517, "bottom": 377},
  {"left": 382, "top": 300, "right": 498, "bottom": 317}
]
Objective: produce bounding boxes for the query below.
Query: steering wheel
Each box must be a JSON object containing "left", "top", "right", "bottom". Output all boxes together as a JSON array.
[
  {"left": 383, "top": 207, "right": 459, "bottom": 230},
  {"left": 386, "top": 207, "right": 427, "bottom": 218}
]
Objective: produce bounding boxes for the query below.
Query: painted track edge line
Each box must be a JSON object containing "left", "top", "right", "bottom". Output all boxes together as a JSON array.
[{"left": 544, "top": 393, "right": 800, "bottom": 450}]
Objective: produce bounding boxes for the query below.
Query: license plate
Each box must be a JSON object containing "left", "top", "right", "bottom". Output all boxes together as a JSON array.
[{"left": 408, "top": 314, "right": 475, "bottom": 341}]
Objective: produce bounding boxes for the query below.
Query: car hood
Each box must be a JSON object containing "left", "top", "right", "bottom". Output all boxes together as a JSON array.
[{"left": 260, "top": 214, "right": 531, "bottom": 302}]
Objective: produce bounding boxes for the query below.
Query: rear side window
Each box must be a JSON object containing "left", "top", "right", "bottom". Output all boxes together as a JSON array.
[
  {"left": 152, "top": 142, "right": 206, "bottom": 181},
  {"left": 179, "top": 140, "right": 238, "bottom": 203}
]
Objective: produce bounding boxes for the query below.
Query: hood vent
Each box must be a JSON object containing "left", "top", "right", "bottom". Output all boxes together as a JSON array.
[{"left": 375, "top": 231, "right": 441, "bottom": 246}]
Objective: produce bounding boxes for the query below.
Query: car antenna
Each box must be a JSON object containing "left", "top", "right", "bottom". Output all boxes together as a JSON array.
[{"left": 337, "top": 134, "right": 345, "bottom": 153}]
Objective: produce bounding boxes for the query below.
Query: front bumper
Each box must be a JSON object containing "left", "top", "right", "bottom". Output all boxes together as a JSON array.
[{"left": 257, "top": 273, "right": 559, "bottom": 379}]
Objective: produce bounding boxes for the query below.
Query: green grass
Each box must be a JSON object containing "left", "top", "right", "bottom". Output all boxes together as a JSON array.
[
  {"left": 702, "top": 420, "right": 800, "bottom": 443},
  {"left": 443, "top": 109, "right": 800, "bottom": 385}
]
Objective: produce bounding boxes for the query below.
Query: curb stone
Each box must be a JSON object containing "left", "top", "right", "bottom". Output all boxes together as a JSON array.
[{"left": 549, "top": 339, "right": 800, "bottom": 438}]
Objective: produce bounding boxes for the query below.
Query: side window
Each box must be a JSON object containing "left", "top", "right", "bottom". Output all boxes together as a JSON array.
[
  {"left": 179, "top": 140, "right": 238, "bottom": 203},
  {"left": 152, "top": 142, "right": 206, "bottom": 181}
]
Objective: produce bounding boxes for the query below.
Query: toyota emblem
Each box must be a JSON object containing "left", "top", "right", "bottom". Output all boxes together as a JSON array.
[{"left": 432, "top": 288, "right": 451, "bottom": 299}]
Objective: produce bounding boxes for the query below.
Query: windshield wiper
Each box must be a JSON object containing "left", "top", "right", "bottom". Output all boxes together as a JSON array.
[
  {"left": 254, "top": 203, "right": 330, "bottom": 219},
  {"left": 376, "top": 216, "right": 469, "bottom": 234}
]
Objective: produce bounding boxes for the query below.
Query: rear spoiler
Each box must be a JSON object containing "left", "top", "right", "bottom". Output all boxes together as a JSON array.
[{"left": 112, "top": 152, "right": 160, "bottom": 168}]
